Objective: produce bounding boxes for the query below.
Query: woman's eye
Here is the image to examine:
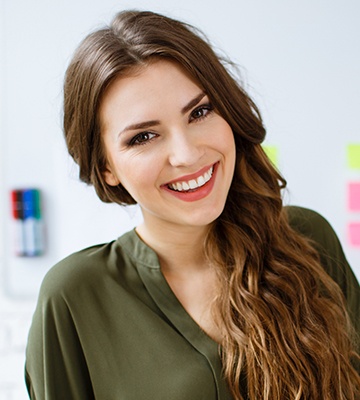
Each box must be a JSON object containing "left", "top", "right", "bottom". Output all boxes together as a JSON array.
[
  {"left": 190, "top": 104, "right": 214, "bottom": 122},
  {"left": 129, "top": 132, "right": 157, "bottom": 146}
]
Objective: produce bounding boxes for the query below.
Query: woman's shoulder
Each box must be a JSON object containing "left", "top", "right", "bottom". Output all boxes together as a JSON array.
[
  {"left": 284, "top": 207, "right": 359, "bottom": 346},
  {"left": 36, "top": 229, "right": 144, "bottom": 306},
  {"left": 284, "top": 205, "right": 359, "bottom": 293},
  {"left": 38, "top": 241, "right": 116, "bottom": 302},
  {"left": 285, "top": 205, "right": 341, "bottom": 251},
  {"left": 284, "top": 205, "right": 350, "bottom": 275},
  {"left": 285, "top": 205, "right": 332, "bottom": 235}
]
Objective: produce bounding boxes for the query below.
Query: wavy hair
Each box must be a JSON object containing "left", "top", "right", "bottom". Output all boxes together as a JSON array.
[{"left": 63, "top": 10, "right": 360, "bottom": 399}]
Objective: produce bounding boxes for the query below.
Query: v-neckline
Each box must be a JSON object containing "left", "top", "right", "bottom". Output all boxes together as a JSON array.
[{"left": 117, "top": 229, "right": 233, "bottom": 400}]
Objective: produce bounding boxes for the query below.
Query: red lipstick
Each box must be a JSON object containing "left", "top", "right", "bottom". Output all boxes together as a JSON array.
[{"left": 162, "top": 162, "right": 219, "bottom": 202}]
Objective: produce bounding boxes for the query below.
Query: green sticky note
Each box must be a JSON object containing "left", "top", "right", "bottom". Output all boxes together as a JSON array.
[
  {"left": 347, "top": 144, "right": 360, "bottom": 169},
  {"left": 262, "top": 145, "right": 279, "bottom": 167}
]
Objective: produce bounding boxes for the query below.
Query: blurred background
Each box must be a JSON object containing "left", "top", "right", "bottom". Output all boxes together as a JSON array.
[{"left": 0, "top": 0, "right": 359, "bottom": 397}]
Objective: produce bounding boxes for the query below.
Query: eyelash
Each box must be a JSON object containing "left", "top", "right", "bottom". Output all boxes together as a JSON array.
[
  {"left": 127, "top": 102, "right": 215, "bottom": 147},
  {"left": 189, "top": 103, "right": 214, "bottom": 122},
  {"left": 128, "top": 132, "right": 158, "bottom": 146}
]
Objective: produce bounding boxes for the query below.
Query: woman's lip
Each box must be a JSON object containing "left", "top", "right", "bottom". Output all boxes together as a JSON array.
[
  {"left": 162, "top": 162, "right": 219, "bottom": 202},
  {"left": 162, "top": 163, "right": 217, "bottom": 187}
]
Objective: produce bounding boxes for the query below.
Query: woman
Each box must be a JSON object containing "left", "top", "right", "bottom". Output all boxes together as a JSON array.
[{"left": 25, "top": 10, "right": 360, "bottom": 400}]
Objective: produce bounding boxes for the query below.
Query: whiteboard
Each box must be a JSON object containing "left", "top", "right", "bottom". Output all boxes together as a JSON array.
[{"left": 0, "top": 0, "right": 359, "bottom": 297}]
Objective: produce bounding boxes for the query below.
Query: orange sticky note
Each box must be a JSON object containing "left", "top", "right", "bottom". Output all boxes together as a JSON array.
[
  {"left": 348, "top": 182, "right": 360, "bottom": 211},
  {"left": 348, "top": 223, "right": 360, "bottom": 247}
]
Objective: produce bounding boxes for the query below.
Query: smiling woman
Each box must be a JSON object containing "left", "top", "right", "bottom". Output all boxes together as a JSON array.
[
  {"left": 25, "top": 10, "right": 360, "bottom": 400},
  {"left": 100, "top": 60, "right": 235, "bottom": 228}
]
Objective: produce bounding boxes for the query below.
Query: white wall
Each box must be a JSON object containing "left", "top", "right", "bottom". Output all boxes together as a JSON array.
[{"left": 0, "top": 0, "right": 359, "bottom": 398}]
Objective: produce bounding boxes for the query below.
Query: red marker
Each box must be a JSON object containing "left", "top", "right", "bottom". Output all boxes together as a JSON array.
[{"left": 10, "top": 190, "right": 26, "bottom": 256}]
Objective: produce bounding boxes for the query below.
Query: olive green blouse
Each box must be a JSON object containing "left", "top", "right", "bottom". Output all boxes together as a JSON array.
[{"left": 25, "top": 206, "right": 359, "bottom": 399}]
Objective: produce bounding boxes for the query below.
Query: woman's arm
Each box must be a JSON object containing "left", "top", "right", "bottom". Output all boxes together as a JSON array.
[
  {"left": 286, "top": 206, "right": 360, "bottom": 349},
  {"left": 25, "top": 269, "right": 95, "bottom": 399}
]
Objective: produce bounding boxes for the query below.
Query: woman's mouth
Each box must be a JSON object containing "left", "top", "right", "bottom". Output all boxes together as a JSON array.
[
  {"left": 167, "top": 165, "right": 214, "bottom": 192},
  {"left": 162, "top": 163, "right": 218, "bottom": 202}
]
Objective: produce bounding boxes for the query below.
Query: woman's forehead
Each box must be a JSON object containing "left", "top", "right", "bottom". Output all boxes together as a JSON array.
[{"left": 99, "top": 59, "right": 204, "bottom": 128}]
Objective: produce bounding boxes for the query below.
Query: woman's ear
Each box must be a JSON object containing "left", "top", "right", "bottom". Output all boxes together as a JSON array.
[{"left": 102, "top": 167, "right": 120, "bottom": 187}]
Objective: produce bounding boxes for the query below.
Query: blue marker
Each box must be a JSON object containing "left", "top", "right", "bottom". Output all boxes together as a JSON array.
[{"left": 22, "top": 189, "right": 44, "bottom": 256}]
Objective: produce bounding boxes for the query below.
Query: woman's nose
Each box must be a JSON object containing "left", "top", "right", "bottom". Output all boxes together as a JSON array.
[{"left": 167, "top": 129, "right": 205, "bottom": 167}]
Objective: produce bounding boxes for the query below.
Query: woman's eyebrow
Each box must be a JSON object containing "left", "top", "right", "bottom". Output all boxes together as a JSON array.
[
  {"left": 181, "top": 92, "right": 206, "bottom": 114},
  {"left": 118, "top": 92, "right": 207, "bottom": 137},
  {"left": 120, "top": 120, "right": 160, "bottom": 136}
]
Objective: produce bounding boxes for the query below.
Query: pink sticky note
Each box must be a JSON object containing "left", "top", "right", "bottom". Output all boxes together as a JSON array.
[
  {"left": 348, "top": 182, "right": 360, "bottom": 211},
  {"left": 348, "top": 223, "right": 360, "bottom": 247}
]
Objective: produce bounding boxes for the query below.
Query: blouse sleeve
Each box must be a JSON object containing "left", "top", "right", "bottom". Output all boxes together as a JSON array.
[
  {"left": 25, "top": 267, "right": 95, "bottom": 399},
  {"left": 286, "top": 206, "right": 360, "bottom": 342}
]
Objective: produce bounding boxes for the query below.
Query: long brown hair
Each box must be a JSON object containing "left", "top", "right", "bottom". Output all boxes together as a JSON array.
[{"left": 63, "top": 10, "right": 360, "bottom": 399}]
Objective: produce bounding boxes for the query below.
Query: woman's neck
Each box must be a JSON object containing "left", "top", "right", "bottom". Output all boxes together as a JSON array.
[
  {"left": 135, "top": 221, "right": 210, "bottom": 274},
  {"left": 136, "top": 219, "right": 222, "bottom": 344}
]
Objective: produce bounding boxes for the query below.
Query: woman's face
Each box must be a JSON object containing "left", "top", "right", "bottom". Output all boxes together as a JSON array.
[{"left": 100, "top": 59, "right": 236, "bottom": 233}]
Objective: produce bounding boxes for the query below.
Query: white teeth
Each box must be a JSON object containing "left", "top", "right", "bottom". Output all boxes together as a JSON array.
[
  {"left": 197, "top": 175, "right": 205, "bottom": 186},
  {"left": 188, "top": 179, "right": 197, "bottom": 189},
  {"left": 168, "top": 165, "right": 214, "bottom": 192},
  {"left": 182, "top": 182, "right": 190, "bottom": 190}
]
